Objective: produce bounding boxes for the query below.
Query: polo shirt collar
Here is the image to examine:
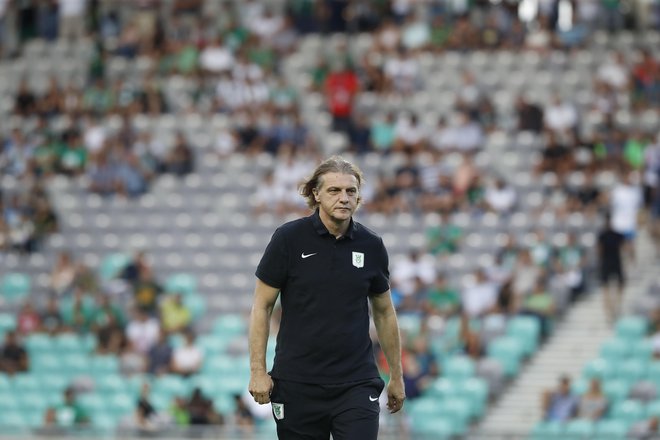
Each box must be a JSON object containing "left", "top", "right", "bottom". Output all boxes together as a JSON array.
[{"left": 311, "top": 209, "right": 356, "bottom": 240}]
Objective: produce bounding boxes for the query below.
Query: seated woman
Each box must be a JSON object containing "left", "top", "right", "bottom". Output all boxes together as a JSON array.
[{"left": 577, "top": 378, "right": 608, "bottom": 421}]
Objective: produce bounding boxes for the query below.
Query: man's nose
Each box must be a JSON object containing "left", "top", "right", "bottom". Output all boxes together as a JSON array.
[{"left": 339, "top": 190, "right": 349, "bottom": 202}]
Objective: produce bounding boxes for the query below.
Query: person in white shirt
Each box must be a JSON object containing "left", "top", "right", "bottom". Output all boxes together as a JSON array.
[
  {"left": 171, "top": 330, "right": 204, "bottom": 377},
  {"left": 544, "top": 95, "right": 578, "bottom": 136},
  {"left": 610, "top": 171, "right": 643, "bottom": 261},
  {"left": 199, "top": 38, "right": 234, "bottom": 73},
  {"left": 391, "top": 249, "right": 436, "bottom": 297},
  {"left": 126, "top": 309, "right": 160, "bottom": 355},
  {"left": 59, "top": 0, "right": 87, "bottom": 41},
  {"left": 484, "top": 178, "right": 517, "bottom": 214},
  {"left": 461, "top": 269, "right": 498, "bottom": 319},
  {"left": 597, "top": 51, "right": 630, "bottom": 91}
]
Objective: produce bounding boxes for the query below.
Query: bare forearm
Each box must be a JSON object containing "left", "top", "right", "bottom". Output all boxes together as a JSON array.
[
  {"left": 374, "top": 310, "right": 403, "bottom": 379},
  {"left": 248, "top": 303, "right": 272, "bottom": 374}
]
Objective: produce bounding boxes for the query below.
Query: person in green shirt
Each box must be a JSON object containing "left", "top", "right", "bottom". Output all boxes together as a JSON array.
[
  {"left": 53, "top": 387, "right": 90, "bottom": 428},
  {"left": 422, "top": 275, "right": 460, "bottom": 317},
  {"left": 521, "top": 280, "right": 555, "bottom": 339},
  {"left": 426, "top": 211, "right": 462, "bottom": 255}
]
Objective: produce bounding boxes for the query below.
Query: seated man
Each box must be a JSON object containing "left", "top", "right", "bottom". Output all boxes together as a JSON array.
[
  {"left": 0, "top": 331, "right": 29, "bottom": 374},
  {"left": 542, "top": 375, "right": 578, "bottom": 422}
]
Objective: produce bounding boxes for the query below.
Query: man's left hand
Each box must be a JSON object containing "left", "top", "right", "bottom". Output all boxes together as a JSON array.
[{"left": 386, "top": 377, "right": 406, "bottom": 413}]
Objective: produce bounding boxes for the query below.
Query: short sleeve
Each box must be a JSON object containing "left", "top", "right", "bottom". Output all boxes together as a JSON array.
[
  {"left": 255, "top": 227, "right": 289, "bottom": 289},
  {"left": 369, "top": 237, "right": 390, "bottom": 295}
]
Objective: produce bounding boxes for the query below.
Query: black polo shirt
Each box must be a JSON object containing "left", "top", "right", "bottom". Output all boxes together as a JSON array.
[{"left": 256, "top": 210, "right": 390, "bottom": 384}]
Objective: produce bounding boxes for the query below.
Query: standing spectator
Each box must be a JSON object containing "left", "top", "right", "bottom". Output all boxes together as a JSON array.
[
  {"left": 325, "top": 60, "right": 359, "bottom": 134},
  {"left": 59, "top": 0, "right": 87, "bottom": 41},
  {"left": 40, "top": 296, "right": 64, "bottom": 334},
  {"left": 0, "top": 331, "right": 29, "bottom": 374},
  {"left": 598, "top": 215, "right": 626, "bottom": 321},
  {"left": 610, "top": 171, "right": 643, "bottom": 262},
  {"left": 542, "top": 375, "right": 579, "bottom": 422}
]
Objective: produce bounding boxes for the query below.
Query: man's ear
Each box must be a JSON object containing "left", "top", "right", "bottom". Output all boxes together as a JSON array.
[{"left": 313, "top": 189, "right": 320, "bottom": 202}]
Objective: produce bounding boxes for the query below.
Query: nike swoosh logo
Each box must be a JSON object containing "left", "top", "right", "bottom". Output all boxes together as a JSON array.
[
  {"left": 301, "top": 252, "right": 317, "bottom": 259},
  {"left": 369, "top": 396, "right": 379, "bottom": 402}
]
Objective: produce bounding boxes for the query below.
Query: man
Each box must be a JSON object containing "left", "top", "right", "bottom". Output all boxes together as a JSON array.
[
  {"left": 248, "top": 156, "right": 405, "bottom": 439},
  {"left": 0, "top": 330, "right": 29, "bottom": 374},
  {"left": 598, "top": 215, "right": 626, "bottom": 321},
  {"left": 542, "top": 375, "right": 578, "bottom": 422}
]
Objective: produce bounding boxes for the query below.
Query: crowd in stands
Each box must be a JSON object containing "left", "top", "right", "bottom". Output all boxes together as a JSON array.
[{"left": 0, "top": 0, "right": 660, "bottom": 437}]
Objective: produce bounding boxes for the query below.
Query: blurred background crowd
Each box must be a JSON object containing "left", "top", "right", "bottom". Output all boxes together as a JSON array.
[{"left": 0, "top": 0, "right": 659, "bottom": 438}]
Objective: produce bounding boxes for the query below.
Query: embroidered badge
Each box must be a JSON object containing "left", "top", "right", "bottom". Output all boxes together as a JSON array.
[
  {"left": 272, "top": 402, "right": 284, "bottom": 420},
  {"left": 352, "top": 252, "right": 364, "bottom": 268}
]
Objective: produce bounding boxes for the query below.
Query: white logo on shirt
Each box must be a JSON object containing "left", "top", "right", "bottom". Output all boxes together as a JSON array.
[
  {"left": 369, "top": 395, "right": 379, "bottom": 402},
  {"left": 301, "top": 252, "right": 317, "bottom": 259},
  {"left": 352, "top": 252, "right": 364, "bottom": 268},
  {"left": 272, "top": 402, "right": 284, "bottom": 420}
]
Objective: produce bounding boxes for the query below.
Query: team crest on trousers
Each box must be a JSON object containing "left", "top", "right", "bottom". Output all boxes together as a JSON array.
[{"left": 352, "top": 252, "right": 364, "bottom": 268}]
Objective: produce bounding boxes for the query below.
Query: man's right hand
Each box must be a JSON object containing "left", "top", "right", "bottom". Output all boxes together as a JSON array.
[{"left": 249, "top": 371, "right": 274, "bottom": 404}]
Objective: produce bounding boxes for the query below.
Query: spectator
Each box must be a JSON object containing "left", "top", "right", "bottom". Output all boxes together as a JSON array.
[
  {"left": 187, "top": 387, "right": 223, "bottom": 426},
  {"left": 126, "top": 308, "right": 160, "bottom": 355},
  {"left": 50, "top": 251, "right": 77, "bottom": 295},
  {"left": 160, "top": 293, "right": 192, "bottom": 334},
  {"left": 45, "top": 387, "right": 90, "bottom": 429},
  {"left": 610, "top": 171, "right": 643, "bottom": 261},
  {"left": 519, "top": 280, "right": 555, "bottom": 339},
  {"left": 630, "top": 416, "right": 660, "bottom": 440},
  {"left": 59, "top": 0, "right": 87, "bottom": 41},
  {"left": 147, "top": 329, "right": 173, "bottom": 376},
  {"left": 544, "top": 94, "right": 578, "bottom": 137},
  {"left": 516, "top": 96, "right": 544, "bottom": 133},
  {"left": 422, "top": 274, "right": 460, "bottom": 317},
  {"left": 40, "top": 296, "right": 65, "bottom": 334},
  {"left": 132, "top": 266, "right": 164, "bottom": 316},
  {"left": 0, "top": 331, "right": 29, "bottom": 374},
  {"left": 325, "top": 59, "right": 359, "bottom": 134},
  {"left": 484, "top": 178, "right": 517, "bottom": 214},
  {"left": 163, "top": 133, "right": 194, "bottom": 176},
  {"left": 461, "top": 269, "right": 499, "bottom": 319},
  {"left": 542, "top": 375, "right": 578, "bottom": 422},
  {"left": 598, "top": 215, "right": 626, "bottom": 321},
  {"left": 16, "top": 300, "right": 41, "bottom": 335},
  {"left": 170, "top": 330, "right": 203, "bottom": 377},
  {"left": 119, "top": 339, "right": 147, "bottom": 376},
  {"left": 577, "top": 378, "right": 608, "bottom": 421},
  {"left": 391, "top": 249, "right": 436, "bottom": 297}
]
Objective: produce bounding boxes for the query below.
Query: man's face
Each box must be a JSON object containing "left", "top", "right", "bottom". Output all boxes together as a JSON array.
[{"left": 315, "top": 172, "right": 359, "bottom": 224}]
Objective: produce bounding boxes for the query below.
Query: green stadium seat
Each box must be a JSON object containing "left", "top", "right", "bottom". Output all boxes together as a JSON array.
[
  {"left": 39, "top": 373, "right": 69, "bottom": 394},
  {"left": 426, "top": 378, "right": 459, "bottom": 399},
  {"left": 11, "top": 373, "right": 42, "bottom": 392},
  {"left": 212, "top": 393, "right": 236, "bottom": 415},
  {"left": 215, "top": 373, "right": 248, "bottom": 395},
  {"left": 600, "top": 338, "right": 630, "bottom": 361},
  {"left": 0, "top": 410, "right": 28, "bottom": 428},
  {"left": 107, "top": 392, "right": 135, "bottom": 418},
  {"left": 91, "top": 412, "right": 117, "bottom": 431},
  {"left": 647, "top": 399, "right": 660, "bottom": 418},
  {"left": 615, "top": 316, "right": 648, "bottom": 341},
  {"left": 184, "top": 293, "right": 206, "bottom": 320},
  {"left": 78, "top": 393, "right": 108, "bottom": 413},
  {"left": 25, "top": 333, "right": 55, "bottom": 354},
  {"left": 631, "top": 340, "right": 653, "bottom": 362},
  {"left": 99, "top": 253, "right": 130, "bottom": 281},
  {"left": 583, "top": 358, "right": 617, "bottom": 380},
  {"left": 531, "top": 420, "right": 564, "bottom": 439},
  {"left": 410, "top": 416, "right": 453, "bottom": 438},
  {"left": 571, "top": 377, "right": 589, "bottom": 396},
  {"left": 149, "top": 391, "right": 172, "bottom": 412},
  {"left": 189, "top": 374, "right": 221, "bottom": 396},
  {"left": 30, "top": 353, "right": 62, "bottom": 373},
  {"left": 506, "top": 316, "right": 541, "bottom": 356},
  {"left": 0, "top": 313, "right": 16, "bottom": 332},
  {"left": 564, "top": 418, "right": 595, "bottom": 438},
  {"left": 0, "top": 392, "right": 16, "bottom": 410},
  {"left": 611, "top": 399, "right": 645, "bottom": 425},
  {"left": 438, "top": 398, "right": 472, "bottom": 433},
  {"left": 459, "top": 377, "right": 489, "bottom": 417},
  {"left": 212, "top": 314, "right": 247, "bottom": 337},
  {"left": 0, "top": 373, "right": 11, "bottom": 392},
  {"left": 90, "top": 355, "right": 119, "bottom": 375},
  {"left": 647, "top": 362, "right": 660, "bottom": 387},
  {"left": 603, "top": 379, "right": 631, "bottom": 405},
  {"left": 53, "top": 333, "right": 87, "bottom": 353},
  {"left": 165, "top": 273, "right": 197, "bottom": 295},
  {"left": 397, "top": 314, "right": 422, "bottom": 336},
  {"left": 203, "top": 354, "right": 240, "bottom": 374},
  {"left": 152, "top": 375, "right": 190, "bottom": 397},
  {"left": 60, "top": 353, "right": 91, "bottom": 376},
  {"left": 487, "top": 336, "right": 525, "bottom": 377},
  {"left": 443, "top": 355, "right": 476, "bottom": 380},
  {"left": 95, "top": 373, "right": 128, "bottom": 394},
  {"left": 595, "top": 419, "right": 629, "bottom": 439},
  {"left": 0, "top": 273, "right": 30, "bottom": 303},
  {"left": 617, "top": 359, "right": 647, "bottom": 384},
  {"left": 18, "top": 392, "right": 50, "bottom": 412},
  {"left": 197, "top": 334, "right": 230, "bottom": 355}
]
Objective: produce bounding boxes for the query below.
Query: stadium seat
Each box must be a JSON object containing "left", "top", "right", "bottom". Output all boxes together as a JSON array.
[
  {"left": 531, "top": 420, "right": 564, "bottom": 439},
  {"left": 90, "top": 355, "right": 120, "bottom": 375},
  {"left": 602, "top": 379, "right": 631, "bottom": 405},
  {"left": 459, "top": 377, "right": 489, "bottom": 417},
  {"left": 594, "top": 419, "right": 629, "bottom": 439},
  {"left": 583, "top": 358, "right": 617, "bottom": 380},
  {"left": 615, "top": 317, "right": 648, "bottom": 341},
  {"left": 564, "top": 418, "right": 595, "bottom": 438},
  {"left": 165, "top": 273, "right": 197, "bottom": 295},
  {"left": 184, "top": 293, "right": 206, "bottom": 320},
  {"left": 0, "top": 273, "right": 30, "bottom": 303},
  {"left": 506, "top": 315, "right": 541, "bottom": 356},
  {"left": 98, "top": 253, "right": 130, "bottom": 281},
  {"left": 631, "top": 340, "right": 653, "bottom": 362},
  {"left": 11, "top": 373, "right": 42, "bottom": 392},
  {"left": 617, "top": 359, "right": 648, "bottom": 384},
  {"left": 647, "top": 362, "right": 660, "bottom": 387},
  {"left": 0, "top": 313, "right": 16, "bottom": 332},
  {"left": 212, "top": 314, "right": 247, "bottom": 337},
  {"left": 443, "top": 356, "right": 476, "bottom": 380},
  {"left": 600, "top": 338, "right": 630, "bottom": 361},
  {"left": 408, "top": 398, "right": 454, "bottom": 437},
  {"left": 611, "top": 399, "right": 645, "bottom": 425},
  {"left": 486, "top": 336, "right": 525, "bottom": 377},
  {"left": 646, "top": 399, "right": 660, "bottom": 417}
]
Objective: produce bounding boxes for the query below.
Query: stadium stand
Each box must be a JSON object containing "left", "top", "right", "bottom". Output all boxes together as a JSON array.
[{"left": 0, "top": 0, "right": 659, "bottom": 439}]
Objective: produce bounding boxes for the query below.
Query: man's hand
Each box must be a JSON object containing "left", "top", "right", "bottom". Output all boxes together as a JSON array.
[
  {"left": 386, "top": 376, "right": 406, "bottom": 413},
  {"left": 249, "top": 371, "right": 274, "bottom": 405}
]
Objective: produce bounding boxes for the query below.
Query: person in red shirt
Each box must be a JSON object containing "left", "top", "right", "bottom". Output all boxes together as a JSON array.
[
  {"left": 17, "top": 300, "right": 41, "bottom": 335},
  {"left": 632, "top": 49, "right": 659, "bottom": 105},
  {"left": 325, "top": 61, "right": 359, "bottom": 134}
]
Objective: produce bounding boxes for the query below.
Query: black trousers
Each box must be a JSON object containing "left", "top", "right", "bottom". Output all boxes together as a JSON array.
[{"left": 270, "top": 377, "right": 385, "bottom": 440}]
